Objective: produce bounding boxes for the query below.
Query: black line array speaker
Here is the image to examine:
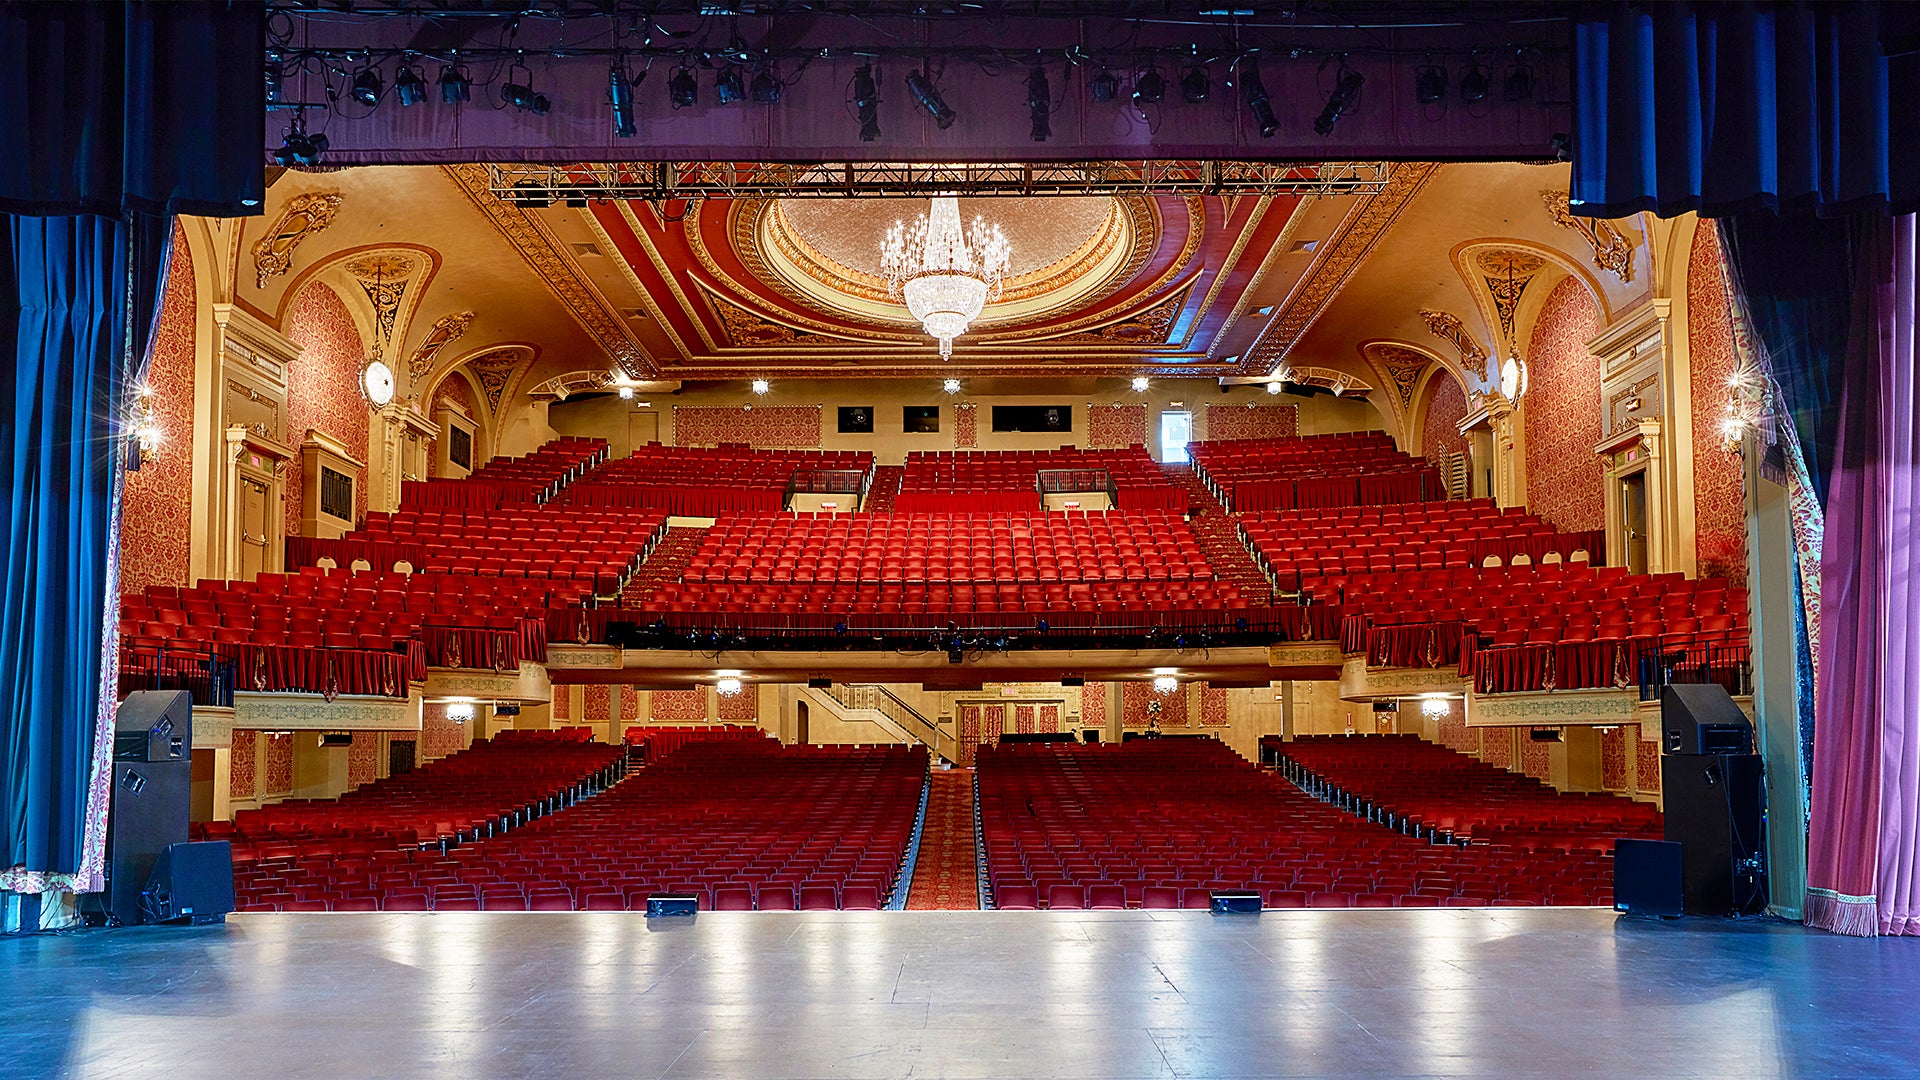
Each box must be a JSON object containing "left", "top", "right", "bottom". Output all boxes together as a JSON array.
[
  {"left": 1612, "top": 838, "right": 1684, "bottom": 918},
  {"left": 144, "top": 841, "right": 234, "bottom": 924},
  {"left": 1662, "top": 753, "right": 1768, "bottom": 916}
]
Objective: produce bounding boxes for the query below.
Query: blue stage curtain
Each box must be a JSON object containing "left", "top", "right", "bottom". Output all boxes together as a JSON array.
[
  {"left": 1571, "top": 2, "right": 1919, "bottom": 219},
  {"left": 0, "top": 212, "right": 169, "bottom": 884},
  {"left": 0, "top": 1, "right": 264, "bottom": 217}
]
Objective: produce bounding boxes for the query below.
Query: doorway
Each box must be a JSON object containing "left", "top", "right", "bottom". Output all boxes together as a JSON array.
[
  {"left": 388, "top": 739, "right": 415, "bottom": 777},
  {"left": 627, "top": 411, "right": 658, "bottom": 455},
  {"left": 1621, "top": 470, "right": 1649, "bottom": 573},
  {"left": 1159, "top": 410, "right": 1192, "bottom": 464},
  {"left": 239, "top": 476, "right": 271, "bottom": 579},
  {"left": 796, "top": 701, "right": 810, "bottom": 746}
]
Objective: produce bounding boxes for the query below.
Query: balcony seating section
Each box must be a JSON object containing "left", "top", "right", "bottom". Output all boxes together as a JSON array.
[
  {"left": 1189, "top": 432, "right": 1443, "bottom": 511},
  {"left": 234, "top": 740, "right": 926, "bottom": 911},
  {"left": 400, "top": 437, "right": 608, "bottom": 509},
  {"left": 1240, "top": 500, "right": 1604, "bottom": 588},
  {"left": 1277, "top": 734, "right": 1663, "bottom": 849},
  {"left": 221, "top": 729, "right": 625, "bottom": 907},
  {"left": 977, "top": 740, "right": 1620, "bottom": 908},
  {"left": 342, "top": 505, "right": 669, "bottom": 592},
  {"left": 623, "top": 724, "right": 766, "bottom": 763},
  {"left": 895, "top": 447, "right": 1183, "bottom": 513},
  {"left": 556, "top": 445, "right": 875, "bottom": 517}
]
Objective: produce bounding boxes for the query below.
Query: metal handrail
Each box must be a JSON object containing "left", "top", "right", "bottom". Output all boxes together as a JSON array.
[{"left": 828, "top": 683, "right": 955, "bottom": 763}]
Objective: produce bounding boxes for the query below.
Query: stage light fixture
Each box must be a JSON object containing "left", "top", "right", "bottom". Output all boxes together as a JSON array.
[
  {"left": 1313, "top": 65, "right": 1364, "bottom": 135},
  {"left": 1131, "top": 376, "right": 1150, "bottom": 392},
  {"left": 1240, "top": 59, "right": 1277, "bottom": 138},
  {"left": 750, "top": 68, "right": 781, "bottom": 103},
  {"left": 609, "top": 65, "right": 637, "bottom": 138},
  {"left": 501, "top": 71, "right": 550, "bottom": 115},
  {"left": 438, "top": 63, "right": 472, "bottom": 104},
  {"left": 350, "top": 65, "right": 383, "bottom": 107},
  {"left": 394, "top": 65, "right": 426, "bottom": 107},
  {"left": 509, "top": 180, "right": 551, "bottom": 209},
  {"left": 852, "top": 64, "right": 882, "bottom": 141},
  {"left": 1414, "top": 62, "right": 1446, "bottom": 104},
  {"left": 668, "top": 66, "right": 697, "bottom": 109},
  {"left": 715, "top": 65, "right": 745, "bottom": 105},
  {"left": 1503, "top": 64, "right": 1534, "bottom": 102},
  {"left": 1181, "top": 66, "right": 1210, "bottom": 103},
  {"left": 273, "top": 116, "right": 328, "bottom": 168},
  {"left": 1133, "top": 67, "right": 1165, "bottom": 105},
  {"left": 1090, "top": 67, "right": 1119, "bottom": 102},
  {"left": 1459, "top": 58, "right": 1490, "bottom": 102},
  {"left": 906, "top": 70, "right": 956, "bottom": 129},
  {"left": 1027, "top": 63, "right": 1051, "bottom": 142}
]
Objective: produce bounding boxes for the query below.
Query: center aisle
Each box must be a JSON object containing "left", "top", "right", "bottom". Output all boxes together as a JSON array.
[{"left": 905, "top": 769, "right": 981, "bottom": 910}]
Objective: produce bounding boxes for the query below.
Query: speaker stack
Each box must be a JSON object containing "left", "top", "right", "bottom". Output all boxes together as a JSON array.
[{"left": 1654, "top": 685, "right": 1768, "bottom": 917}]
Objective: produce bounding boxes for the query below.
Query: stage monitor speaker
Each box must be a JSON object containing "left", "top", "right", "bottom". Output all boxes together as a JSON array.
[
  {"left": 1612, "top": 838, "right": 1684, "bottom": 917},
  {"left": 1209, "top": 890, "right": 1261, "bottom": 914},
  {"left": 85, "top": 760, "right": 191, "bottom": 925},
  {"left": 1661, "top": 684, "right": 1754, "bottom": 756},
  {"left": 144, "top": 841, "right": 235, "bottom": 924},
  {"left": 646, "top": 893, "right": 698, "bottom": 917},
  {"left": 1662, "top": 753, "right": 1768, "bottom": 916},
  {"left": 113, "top": 689, "right": 192, "bottom": 761}
]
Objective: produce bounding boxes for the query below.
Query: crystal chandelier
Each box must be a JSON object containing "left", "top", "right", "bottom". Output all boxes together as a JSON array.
[{"left": 880, "top": 196, "right": 1010, "bottom": 359}]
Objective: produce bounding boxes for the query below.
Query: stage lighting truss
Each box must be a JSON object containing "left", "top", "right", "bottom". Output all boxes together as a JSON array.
[{"left": 484, "top": 160, "right": 1394, "bottom": 202}]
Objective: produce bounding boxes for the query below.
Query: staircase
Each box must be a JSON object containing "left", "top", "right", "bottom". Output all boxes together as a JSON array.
[
  {"left": 800, "top": 683, "right": 956, "bottom": 764},
  {"left": 862, "top": 465, "right": 905, "bottom": 512},
  {"left": 619, "top": 525, "right": 708, "bottom": 604},
  {"left": 905, "top": 769, "right": 981, "bottom": 909},
  {"left": 1161, "top": 463, "right": 1275, "bottom": 599}
]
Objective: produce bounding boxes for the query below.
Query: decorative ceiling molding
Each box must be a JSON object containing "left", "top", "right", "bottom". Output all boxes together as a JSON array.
[
  {"left": 407, "top": 311, "right": 476, "bottom": 382},
  {"left": 1056, "top": 284, "right": 1191, "bottom": 344},
  {"left": 461, "top": 345, "right": 537, "bottom": 415},
  {"left": 344, "top": 251, "right": 417, "bottom": 354},
  {"left": 1359, "top": 341, "right": 1437, "bottom": 416},
  {"left": 1541, "top": 189, "right": 1637, "bottom": 283},
  {"left": 1283, "top": 365, "right": 1373, "bottom": 395},
  {"left": 1473, "top": 248, "right": 1546, "bottom": 345},
  {"left": 527, "top": 370, "right": 613, "bottom": 400},
  {"left": 441, "top": 164, "right": 650, "bottom": 377},
  {"left": 1419, "top": 309, "right": 1490, "bottom": 373},
  {"left": 252, "top": 192, "right": 343, "bottom": 289},
  {"left": 1245, "top": 162, "right": 1439, "bottom": 375},
  {"left": 706, "top": 290, "right": 829, "bottom": 347}
]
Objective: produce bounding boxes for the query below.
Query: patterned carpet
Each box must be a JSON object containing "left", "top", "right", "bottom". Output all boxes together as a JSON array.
[{"left": 905, "top": 769, "right": 980, "bottom": 909}]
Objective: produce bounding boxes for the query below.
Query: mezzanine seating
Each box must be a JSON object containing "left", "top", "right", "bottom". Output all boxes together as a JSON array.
[
  {"left": 895, "top": 447, "right": 1183, "bottom": 512},
  {"left": 1189, "top": 432, "right": 1442, "bottom": 511},
  {"left": 400, "top": 436, "right": 608, "bottom": 508},
  {"left": 555, "top": 444, "right": 875, "bottom": 517}
]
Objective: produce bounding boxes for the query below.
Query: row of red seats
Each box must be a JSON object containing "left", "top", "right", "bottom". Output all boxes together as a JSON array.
[
  {"left": 399, "top": 437, "right": 610, "bottom": 509},
  {"left": 296, "top": 505, "right": 666, "bottom": 585}
]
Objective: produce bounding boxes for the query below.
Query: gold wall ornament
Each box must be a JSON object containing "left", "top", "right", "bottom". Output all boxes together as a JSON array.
[
  {"left": 1474, "top": 249, "right": 1545, "bottom": 345},
  {"left": 1540, "top": 189, "right": 1637, "bottom": 283},
  {"left": 407, "top": 311, "right": 476, "bottom": 381},
  {"left": 1360, "top": 342, "right": 1434, "bottom": 414},
  {"left": 252, "top": 192, "right": 345, "bottom": 289},
  {"left": 464, "top": 346, "right": 533, "bottom": 414},
  {"left": 1419, "top": 309, "right": 1489, "bottom": 370}
]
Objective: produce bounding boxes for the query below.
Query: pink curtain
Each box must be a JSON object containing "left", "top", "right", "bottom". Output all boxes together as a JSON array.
[{"left": 1807, "top": 214, "right": 1920, "bottom": 936}]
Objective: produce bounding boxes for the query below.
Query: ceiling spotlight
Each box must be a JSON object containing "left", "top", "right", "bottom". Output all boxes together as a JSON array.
[
  {"left": 943, "top": 378, "right": 962, "bottom": 394},
  {"left": 1131, "top": 376, "right": 1150, "bottom": 392},
  {"left": 1090, "top": 67, "right": 1119, "bottom": 102},
  {"left": 1313, "top": 65, "right": 1364, "bottom": 136},
  {"left": 669, "top": 66, "right": 697, "bottom": 109},
  {"left": 1241, "top": 59, "right": 1277, "bottom": 138},
  {"left": 1503, "top": 63, "right": 1534, "bottom": 102},
  {"left": 715, "top": 65, "right": 745, "bottom": 105},
  {"left": 751, "top": 378, "right": 770, "bottom": 395},
  {"left": 1415, "top": 62, "right": 1447, "bottom": 105},
  {"left": 1267, "top": 381, "right": 1283, "bottom": 395},
  {"left": 1459, "top": 57, "right": 1490, "bottom": 103},
  {"left": 393, "top": 65, "right": 426, "bottom": 107},
  {"left": 508, "top": 180, "right": 550, "bottom": 209},
  {"left": 1027, "top": 63, "right": 1052, "bottom": 142},
  {"left": 1181, "top": 66, "right": 1210, "bottom": 103},
  {"left": 273, "top": 116, "right": 328, "bottom": 168},
  {"left": 751, "top": 68, "right": 782, "bottom": 104},
  {"left": 906, "top": 70, "right": 956, "bottom": 129},
  {"left": 350, "top": 65, "right": 383, "bottom": 107},
  {"left": 501, "top": 69, "right": 550, "bottom": 115},
  {"left": 1133, "top": 67, "right": 1165, "bottom": 105},
  {"left": 852, "top": 64, "right": 881, "bottom": 141},
  {"left": 609, "top": 65, "right": 638, "bottom": 138},
  {"left": 438, "top": 63, "right": 472, "bottom": 104}
]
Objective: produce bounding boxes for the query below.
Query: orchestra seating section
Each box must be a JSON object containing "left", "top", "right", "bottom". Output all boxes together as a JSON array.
[
  {"left": 623, "top": 724, "right": 766, "bottom": 762},
  {"left": 230, "top": 737, "right": 927, "bottom": 912},
  {"left": 401, "top": 436, "right": 608, "bottom": 508},
  {"left": 1190, "top": 432, "right": 1443, "bottom": 511},
  {"left": 554, "top": 444, "right": 875, "bottom": 517},
  {"left": 977, "top": 740, "right": 1620, "bottom": 909},
  {"left": 895, "top": 447, "right": 1185, "bottom": 512},
  {"left": 1273, "top": 735, "right": 1662, "bottom": 849}
]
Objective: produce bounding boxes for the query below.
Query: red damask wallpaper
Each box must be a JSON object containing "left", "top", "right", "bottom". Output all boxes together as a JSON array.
[
  {"left": 120, "top": 232, "right": 197, "bottom": 594},
  {"left": 1433, "top": 704, "right": 1472, "bottom": 753},
  {"left": 1520, "top": 738, "right": 1551, "bottom": 780},
  {"left": 283, "top": 284, "right": 371, "bottom": 534},
  {"left": 1014, "top": 703, "right": 1036, "bottom": 733},
  {"left": 674, "top": 405, "right": 821, "bottom": 448},
  {"left": 1523, "top": 278, "right": 1606, "bottom": 531},
  {"left": 1088, "top": 404, "right": 1147, "bottom": 449},
  {"left": 1080, "top": 683, "right": 1107, "bottom": 728},
  {"left": 1121, "top": 681, "right": 1188, "bottom": 727},
  {"left": 718, "top": 687, "right": 757, "bottom": 722},
  {"left": 1038, "top": 703, "right": 1059, "bottom": 733},
  {"left": 953, "top": 403, "right": 978, "bottom": 448},
  {"left": 621, "top": 686, "right": 641, "bottom": 721},
  {"left": 1199, "top": 684, "right": 1230, "bottom": 727},
  {"left": 1636, "top": 736, "right": 1662, "bottom": 794},
  {"left": 584, "top": 685, "right": 612, "bottom": 721},
  {"left": 418, "top": 705, "right": 468, "bottom": 760},
  {"left": 230, "top": 731, "right": 257, "bottom": 801},
  {"left": 1687, "top": 225, "right": 1750, "bottom": 585},
  {"left": 264, "top": 733, "right": 294, "bottom": 795},
  {"left": 650, "top": 688, "right": 706, "bottom": 721},
  {"left": 1601, "top": 726, "right": 1627, "bottom": 791},
  {"left": 1421, "top": 374, "right": 1469, "bottom": 463},
  {"left": 1204, "top": 404, "right": 1299, "bottom": 442},
  {"left": 552, "top": 684, "right": 571, "bottom": 720},
  {"left": 348, "top": 732, "right": 378, "bottom": 788},
  {"left": 1480, "top": 728, "right": 1513, "bottom": 770}
]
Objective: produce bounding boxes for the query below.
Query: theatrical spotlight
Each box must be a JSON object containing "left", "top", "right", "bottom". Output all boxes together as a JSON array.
[
  {"left": 750, "top": 67, "right": 782, "bottom": 104},
  {"left": 1027, "top": 63, "right": 1051, "bottom": 142},
  {"left": 1181, "top": 65, "right": 1210, "bottom": 103},
  {"left": 1414, "top": 61, "right": 1446, "bottom": 105},
  {"left": 715, "top": 66, "right": 745, "bottom": 105},
  {"left": 1503, "top": 62, "right": 1534, "bottom": 102},
  {"left": 668, "top": 66, "right": 698, "bottom": 109},
  {"left": 1241, "top": 60, "right": 1277, "bottom": 138},
  {"left": 501, "top": 64, "right": 550, "bottom": 115},
  {"left": 609, "top": 64, "right": 638, "bottom": 138},
  {"left": 906, "top": 70, "right": 956, "bottom": 129},
  {"left": 1133, "top": 67, "right": 1165, "bottom": 105},
  {"left": 852, "top": 64, "right": 882, "bottom": 142},
  {"left": 1459, "top": 57, "right": 1490, "bottom": 103},
  {"left": 394, "top": 65, "right": 426, "bottom": 107},
  {"left": 350, "top": 65, "right": 383, "bottom": 107},
  {"left": 273, "top": 117, "right": 328, "bottom": 168},
  {"left": 1313, "top": 65, "right": 1364, "bottom": 135},
  {"left": 1089, "top": 67, "right": 1119, "bottom": 102},
  {"left": 439, "top": 62, "right": 472, "bottom": 104}
]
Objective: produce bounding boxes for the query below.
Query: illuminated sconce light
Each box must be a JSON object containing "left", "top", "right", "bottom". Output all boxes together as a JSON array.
[
  {"left": 1266, "top": 381, "right": 1283, "bottom": 395},
  {"left": 1420, "top": 695, "right": 1450, "bottom": 718},
  {"left": 751, "top": 378, "right": 771, "bottom": 395},
  {"left": 716, "top": 677, "right": 744, "bottom": 696},
  {"left": 446, "top": 701, "right": 475, "bottom": 723},
  {"left": 943, "top": 378, "right": 962, "bottom": 394},
  {"left": 1152, "top": 675, "right": 1179, "bottom": 695},
  {"left": 1131, "top": 376, "right": 1150, "bottom": 392}
]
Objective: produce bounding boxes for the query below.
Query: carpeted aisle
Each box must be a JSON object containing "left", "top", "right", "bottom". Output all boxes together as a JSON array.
[{"left": 906, "top": 769, "right": 980, "bottom": 909}]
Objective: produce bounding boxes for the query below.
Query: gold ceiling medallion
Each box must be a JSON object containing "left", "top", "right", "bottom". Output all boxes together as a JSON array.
[
  {"left": 407, "top": 311, "right": 476, "bottom": 381},
  {"left": 252, "top": 192, "right": 344, "bottom": 289},
  {"left": 1419, "top": 309, "right": 1490, "bottom": 370},
  {"left": 1361, "top": 342, "right": 1434, "bottom": 414},
  {"left": 1474, "top": 248, "right": 1545, "bottom": 344},
  {"left": 1541, "top": 190, "right": 1637, "bottom": 283}
]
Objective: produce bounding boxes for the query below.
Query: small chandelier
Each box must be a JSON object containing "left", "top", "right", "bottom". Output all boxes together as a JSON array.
[{"left": 881, "top": 196, "right": 1010, "bottom": 360}]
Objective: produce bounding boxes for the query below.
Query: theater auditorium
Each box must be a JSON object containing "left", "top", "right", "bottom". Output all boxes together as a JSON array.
[{"left": 3, "top": 2, "right": 1919, "bottom": 1077}]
